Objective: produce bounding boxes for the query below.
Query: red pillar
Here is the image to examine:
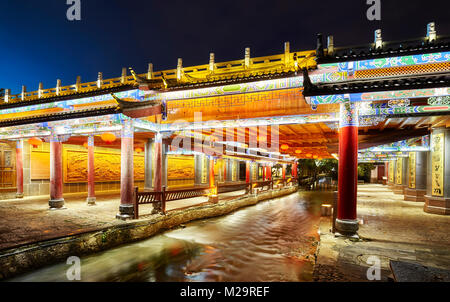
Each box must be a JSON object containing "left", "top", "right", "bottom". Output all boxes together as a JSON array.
[
  {"left": 86, "top": 135, "right": 96, "bottom": 205},
  {"left": 223, "top": 159, "right": 227, "bottom": 182},
  {"left": 116, "top": 120, "right": 134, "bottom": 219},
  {"left": 245, "top": 161, "right": 250, "bottom": 183},
  {"left": 16, "top": 140, "right": 24, "bottom": 198},
  {"left": 209, "top": 157, "right": 215, "bottom": 188},
  {"left": 336, "top": 101, "right": 359, "bottom": 235},
  {"left": 154, "top": 135, "right": 162, "bottom": 192},
  {"left": 282, "top": 164, "right": 286, "bottom": 180},
  {"left": 262, "top": 164, "right": 266, "bottom": 180},
  {"left": 49, "top": 134, "right": 64, "bottom": 209}
]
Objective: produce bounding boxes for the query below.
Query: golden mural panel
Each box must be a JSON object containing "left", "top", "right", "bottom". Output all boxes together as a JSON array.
[
  {"left": 63, "top": 148, "right": 145, "bottom": 183},
  {"left": 396, "top": 159, "right": 402, "bottom": 185},
  {"left": 431, "top": 133, "right": 444, "bottom": 197},
  {"left": 408, "top": 152, "right": 416, "bottom": 189},
  {"left": 30, "top": 151, "right": 50, "bottom": 180},
  {"left": 167, "top": 156, "right": 194, "bottom": 180}
]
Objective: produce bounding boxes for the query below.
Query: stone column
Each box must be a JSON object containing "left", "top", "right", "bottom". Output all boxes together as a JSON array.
[
  {"left": 393, "top": 157, "right": 408, "bottom": 195},
  {"left": 49, "top": 134, "right": 64, "bottom": 209},
  {"left": 194, "top": 154, "right": 207, "bottom": 185},
  {"left": 16, "top": 140, "right": 24, "bottom": 198},
  {"left": 144, "top": 138, "right": 154, "bottom": 190},
  {"left": 116, "top": 120, "right": 134, "bottom": 220},
  {"left": 424, "top": 128, "right": 450, "bottom": 215},
  {"left": 336, "top": 101, "right": 359, "bottom": 235},
  {"left": 226, "top": 159, "right": 233, "bottom": 182},
  {"left": 404, "top": 151, "right": 427, "bottom": 202},
  {"left": 154, "top": 135, "right": 168, "bottom": 190},
  {"left": 223, "top": 158, "right": 227, "bottom": 182},
  {"left": 86, "top": 135, "right": 96, "bottom": 205},
  {"left": 387, "top": 159, "right": 396, "bottom": 189},
  {"left": 218, "top": 158, "right": 224, "bottom": 182}
]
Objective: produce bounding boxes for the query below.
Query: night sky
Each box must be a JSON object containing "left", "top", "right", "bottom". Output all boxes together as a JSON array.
[{"left": 1, "top": 0, "right": 449, "bottom": 94}]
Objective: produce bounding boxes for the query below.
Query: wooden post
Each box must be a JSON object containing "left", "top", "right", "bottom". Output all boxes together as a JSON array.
[
  {"left": 116, "top": 120, "right": 135, "bottom": 220},
  {"left": 162, "top": 186, "right": 166, "bottom": 214},
  {"left": 16, "top": 140, "right": 24, "bottom": 198},
  {"left": 86, "top": 135, "right": 96, "bottom": 205},
  {"left": 147, "top": 63, "right": 153, "bottom": 80},
  {"left": 134, "top": 186, "right": 139, "bottom": 219},
  {"left": 21, "top": 85, "right": 26, "bottom": 101},
  {"left": 49, "top": 134, "right": 65, "bottom": 209},
  {"left": 121, "top": 67, "right": 127, "bottom": 83},
  {"left": 56, "top": 79, "right": 61, "bottom": 96}
]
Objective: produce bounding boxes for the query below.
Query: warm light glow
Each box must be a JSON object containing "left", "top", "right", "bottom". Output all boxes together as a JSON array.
[
  {"left": 295, "top": 149, "right": 302, "bottom": 154},
  {"left": 135, "top": 147, "right": 143, "bottom": 153},
  {"left": 313, "top": 155, "right": 318, "bottom": 159},
  {"left": 306, "top": 153, "right": 312, "bottom": 158},
  {"left": 28, "top": 137, "right": 42, "bottom": 149},
  {"left": 101, "top": 132, "right": 116, "bottom": 144},
  {"left": 280, "top": 144, "right": 289, "bottom": 150},
  {"left": 83, "top": 142, "right": 88, "bottom": 149}
]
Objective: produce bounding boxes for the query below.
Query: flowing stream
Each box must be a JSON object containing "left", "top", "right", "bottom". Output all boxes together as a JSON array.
[{"left": 10, "top": 191, "right": 331, "bottom": 282}]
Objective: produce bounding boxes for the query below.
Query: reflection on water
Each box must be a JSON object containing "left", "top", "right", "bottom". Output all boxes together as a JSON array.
[{"left": 10, "top": 191, "right": 331, "bottom": 282}]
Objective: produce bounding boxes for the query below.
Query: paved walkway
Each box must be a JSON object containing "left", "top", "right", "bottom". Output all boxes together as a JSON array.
[
  {"left": 0, "top": 189, "right": 246, "bottom": 251},
  {"left": 314, "top": 184, "right": 450, "bottom": 281}
]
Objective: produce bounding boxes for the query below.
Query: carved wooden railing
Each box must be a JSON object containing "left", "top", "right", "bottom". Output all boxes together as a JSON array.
[
  {"left": 133, "top": 177, "right": 299, "bottom": 219},
  {"left": 0, "top": 47, "right": 316, "bottom": 104},
  {"left": 217, "top": 181, "right": 250, "bottom": 194},
  {"left": 134, "top": 186, "right": 211, "bottom": 218}
]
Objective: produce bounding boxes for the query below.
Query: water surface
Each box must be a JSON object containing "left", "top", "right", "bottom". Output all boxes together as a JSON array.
[{"left": 10, "top": 191, "right": 331, "bottom": 282}]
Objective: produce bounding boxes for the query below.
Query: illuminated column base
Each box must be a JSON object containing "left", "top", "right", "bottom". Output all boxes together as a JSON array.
[{"left": 424, "top": 128, "right": 450, "bottom": 215}]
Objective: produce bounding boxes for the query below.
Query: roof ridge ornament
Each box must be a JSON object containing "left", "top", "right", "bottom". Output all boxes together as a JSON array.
[
  {"left": 374, "top": 29, "right": 383, "bottom": 49},
  {"left": 427, "top": 22, "right": 437, "bottom": 42},
  {"left": 316, "top": 33, "right": 324, "bottom": 58}
]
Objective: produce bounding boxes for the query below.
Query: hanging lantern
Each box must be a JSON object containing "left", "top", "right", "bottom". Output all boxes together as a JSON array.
[
  {"left": 135, "top": 147, "right": 143, "bottom": 153},
  {"left": 280, "top": 144, "right": 289, "bottom": 150},
  {"left": 28, "top": 137, "right": 43, "bottom": 149},
  {"left": 313, "top": 155, "right": 318, "bottom": 159},
  {"left": 83, "top": 142, "right": 89, "bottom": 149},
  {"left": 306, "top": 153, "right": 312, "bottom": 158},
  {"left": 101, "top": 132, "right": 116, "bottom": 144},
  {"left": 295, "top": 149, "right": 302, "bottom": 154}
]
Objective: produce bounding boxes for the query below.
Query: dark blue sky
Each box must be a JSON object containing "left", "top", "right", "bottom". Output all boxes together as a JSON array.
[{"left": 1, "top": 0, "right": 449, "bottom": 94}]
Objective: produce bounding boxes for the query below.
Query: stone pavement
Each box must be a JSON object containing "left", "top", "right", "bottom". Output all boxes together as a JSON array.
[
  {"left": 0, "top": 189, "right": 245, "bottom": 251},
  {"left": 313, "top": 184, "right": 450, "bottom": 282}
]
